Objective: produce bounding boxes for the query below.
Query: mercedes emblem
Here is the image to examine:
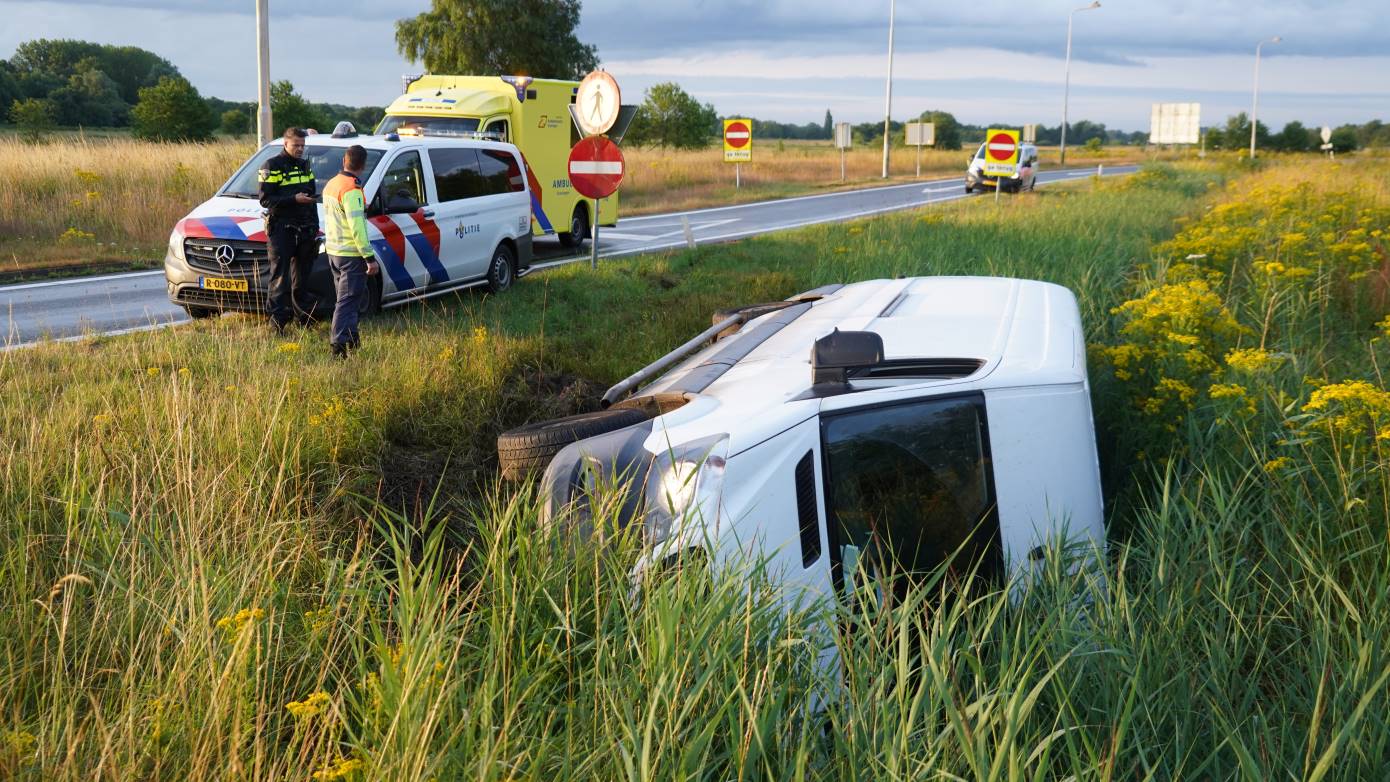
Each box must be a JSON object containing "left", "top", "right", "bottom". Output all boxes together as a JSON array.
[{"left": 214, "top": 244, "right": 236, "bottom": 271}]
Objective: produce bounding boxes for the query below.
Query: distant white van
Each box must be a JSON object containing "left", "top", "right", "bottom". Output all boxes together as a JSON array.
[
  {"left": 164, "top": 129, "right": 534, "bottom": 319},
  {"left": 965, "top": 141, "right": 1039, "bottom": 194}
]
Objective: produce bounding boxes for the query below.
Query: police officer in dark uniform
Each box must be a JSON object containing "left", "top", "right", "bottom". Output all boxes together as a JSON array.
[{"left": 259, "top": 127, "right": 319, "bottom": 331}]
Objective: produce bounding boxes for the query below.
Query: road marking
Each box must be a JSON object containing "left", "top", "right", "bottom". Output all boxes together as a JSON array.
[
  {"left": 0, "top": 269, "right": 164, "bottom": 293},
  {"left": 923, "top": 186, "right": 958, "bottom": 193},
  {"left": 3, "top": 318, "right": 182, "bottom": 352}
]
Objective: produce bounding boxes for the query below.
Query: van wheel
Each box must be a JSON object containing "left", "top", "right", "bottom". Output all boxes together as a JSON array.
[
  {"left": 498, "top": 407, "right": 651, "bottom": 481},
  {"left": 558, "top": 206, "right": 589, "bottom": 249},
  {"left": 359, "top": 273, "right": 383, "bottom": 316},
  {"left": 183, "top": 304, "right": 218, "bottom": 320},
  {"left": 487, "top": 243, "right": 516, "bottom": 294},
  {"left": 964, "top": 182, "right": 973, "bottom": 194}
]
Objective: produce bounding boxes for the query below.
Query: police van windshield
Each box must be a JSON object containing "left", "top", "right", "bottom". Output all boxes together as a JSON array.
[
  {"left": 220, "top": 145, "right": 385, "bottom": 198},
  {"left": 376, "top": 115, "right": 482, "bottom": 136}
]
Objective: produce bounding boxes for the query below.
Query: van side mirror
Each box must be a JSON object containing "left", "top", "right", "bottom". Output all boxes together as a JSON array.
[{"left": 811, "top": 328, "right": 885, "bottom": 387}]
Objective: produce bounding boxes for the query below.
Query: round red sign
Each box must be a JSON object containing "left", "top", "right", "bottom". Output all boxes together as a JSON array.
[
  {"left": 986, "top": 132, "right": 1017, "bottom": 162},
  {"left": 725, "top": 121, "right": 751, "bottom": 148},
  {"left": 567, "top": 136, "right": 625, "bottom": 200}
]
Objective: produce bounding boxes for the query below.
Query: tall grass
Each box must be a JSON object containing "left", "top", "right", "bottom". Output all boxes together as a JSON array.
[{"left": 5, "top": 159, "right": 1390, "bottom": 778}]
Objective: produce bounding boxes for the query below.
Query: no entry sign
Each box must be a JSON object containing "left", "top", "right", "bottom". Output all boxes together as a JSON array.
[
  {"left": 567, "top": 136, "right": 625, "bottom": 200},
  {"left": 982, "top": 128, "right": 1020, "bottom": 177},
  {"left": 724, "top": 119, "right": 752, "bottom": 162}
]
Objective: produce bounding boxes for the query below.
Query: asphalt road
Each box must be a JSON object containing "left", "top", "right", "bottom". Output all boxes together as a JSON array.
[{"left": 1, "top": 165, "right": 1136, "bottom": 346}]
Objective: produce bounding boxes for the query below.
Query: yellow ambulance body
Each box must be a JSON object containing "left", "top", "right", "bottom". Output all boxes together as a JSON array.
[{"left": 377, "top": 75, "right": 617, "bottom": 247}]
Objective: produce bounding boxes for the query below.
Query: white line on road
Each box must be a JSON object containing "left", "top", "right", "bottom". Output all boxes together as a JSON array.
[{"left": 1, "top": 269, "right": 164, "bottom": 293}]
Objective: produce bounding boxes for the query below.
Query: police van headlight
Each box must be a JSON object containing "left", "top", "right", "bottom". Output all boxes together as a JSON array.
[
  {"left": 167, "top": 230, "right": 185, "bottom": 262},
  {"left": 643, "top": 434, "right": 729, "bottom": 548}
]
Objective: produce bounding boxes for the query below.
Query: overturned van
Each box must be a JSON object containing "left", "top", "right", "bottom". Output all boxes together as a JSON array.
[{"left": 498, "top": 276, "right": 1106, "bottom": 603}]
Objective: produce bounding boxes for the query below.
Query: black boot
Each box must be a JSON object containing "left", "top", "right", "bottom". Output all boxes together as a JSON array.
[{"left": 331, "top": 343, "right": 348, "bottom": 360}]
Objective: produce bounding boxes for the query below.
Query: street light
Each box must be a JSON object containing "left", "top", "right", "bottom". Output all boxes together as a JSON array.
[
  {"left": 881, "top": 0, "right": 897, "bottom": 179},
  {"left": 1250, "top": 36, "right": 1282, "bottom": 159},
  {"left": 255, "top": 0, "right": 272, "bottom": 145},
  {"left": 1059, "top": 0, "right": 1100, "bottom": 167}
]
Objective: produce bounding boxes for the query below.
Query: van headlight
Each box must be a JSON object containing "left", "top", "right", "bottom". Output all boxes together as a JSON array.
[
  {"left": 643, "top": 434, "right": 729, "bottom": 547},
  {"left": 167, "top": 230, "right": 185, "bottom": 262}
]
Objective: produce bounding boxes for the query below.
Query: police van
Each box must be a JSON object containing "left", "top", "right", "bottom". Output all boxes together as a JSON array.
[
  {"left": 499, "top": 276, "right": 1107, "bottom": 612},
  {"left": 377, "top": 75, "right": 619, "bottom": 248},
  {"left": 164, "top": 129, "right": 534, "bottom": 319},
  {"left": 965, "top": 141, "right": 1039, "bottom": 194}
]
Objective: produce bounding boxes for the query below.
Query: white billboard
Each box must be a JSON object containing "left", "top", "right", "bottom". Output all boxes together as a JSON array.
[
  {"left": 1150, "top": 102, "right": 1201, "bottom": 145},
  {"left": 905, "top": 122, "right": 935, "bottom": 146}
]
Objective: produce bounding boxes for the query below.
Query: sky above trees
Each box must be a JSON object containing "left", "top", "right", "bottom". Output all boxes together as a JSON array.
[{"left": 2, "top": 0, "right": 1385, "bottom": 130}]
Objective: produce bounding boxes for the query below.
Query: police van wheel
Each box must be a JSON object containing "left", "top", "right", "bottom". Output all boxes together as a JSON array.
[
  {"left": 487, "top": 244, "right": 516, "bottom": 294},
  {"left": 558, "top": 206, "right": 589, "bottom": 249},
  {"left": 359, "top": 274, "right": 383, "bottom": 316},
  {"left": 964, "top": 183, "right": 973, "bottom": 194},
  {"left": 183, "top": 305, "right": 218, "bottom": 320}
]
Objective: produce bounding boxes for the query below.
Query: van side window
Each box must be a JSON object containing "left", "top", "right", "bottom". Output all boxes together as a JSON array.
[
  {"left": 430, "top": 148, "right": 485, "bottom": 202},
  {"left": 822, "top": 394, "right": 1002, "bottom": 597},
  {"left": 484, "top": 119, "right": 509, "bottom": 142},
  {"left": 375, "top": 150, "right": 425, "bottom": 213},
  {"left": 479, "top": 150, "right": 526, "bottom": 193}
]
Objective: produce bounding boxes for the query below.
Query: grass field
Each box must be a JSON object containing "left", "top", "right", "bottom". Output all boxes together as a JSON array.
[
  {"left": 0, "top": 133, "right": 1151, "bottom": 282},
  {"left": 3, "top": 157, "right": 1389, "bottom": 779}
]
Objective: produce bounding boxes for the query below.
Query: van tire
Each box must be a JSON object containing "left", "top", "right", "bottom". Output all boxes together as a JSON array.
[
  {"left": 558, "top": 206, "right": 589, "bottom": 249},
  {"left": 360, "top": 273, "right": 383, "bottom": 316},
  {"left": 711, "top": 301, "right": 794, "bottom": 341},
  {"left": 498, "top": 408, "right": 651, "bottom": 481},
  {"left": 487, "top": 243, "right": 515, "bottom": 294},
  {"left": 183, "top": 304, "right": 218, "bottom": 320},
  {"left": 964, "top": 182, "right": 973, "bottom": 194}
]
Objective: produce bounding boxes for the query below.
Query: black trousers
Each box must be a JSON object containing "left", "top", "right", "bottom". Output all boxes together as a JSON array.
[{"left": 266, "top": 223, "right": 319, "bottom": 326}]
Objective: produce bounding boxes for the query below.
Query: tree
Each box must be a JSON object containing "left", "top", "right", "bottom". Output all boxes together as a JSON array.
[
  {"left": 48, "top": 60, "right": 127, "bottom": 127},
  {"left": 220, "top": 108, "right": 250, "bottom": 136},
  {"left": 131, "top": 76, "right": 214, "bottom": 141},
  {"left": 9, "top": 98, "right": 55, "bottom": 142},
  {"left": 1221, "top": 112, "right": 1270, "bottom": 153},
  {"left": 396, "top": 0, "right": 598, "bottom": 80},
  {"left": 350, "top": 106, "right": 386, "bottom": 132},
  {"left": 1274, "top": 121, "right": 1311, "bottom": 152},
  {"left": 270, "top": 80, "right": 327, "bottom": 133},
  {"left": 624, "top": 82, "right": 716, "bottom": 149},
  {"left": 8, "top": 39, "right": 178, "bottom": 106},
  {"left": 0, "top": 63, "right": 19, "bottom": 120},
  {"left": 823, "top": 109, "right": 833, "bottom": 140},
  {"left": 916, "top": 109, "right": 962, "bottom": 150}
]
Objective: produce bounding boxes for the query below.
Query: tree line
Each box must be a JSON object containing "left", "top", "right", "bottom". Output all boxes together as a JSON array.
[{"left": 1, "top": 39, "right": 383, "bottom": 142}]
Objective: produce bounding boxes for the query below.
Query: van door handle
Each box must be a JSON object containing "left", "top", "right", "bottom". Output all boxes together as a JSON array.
[{"left": 421, "top": 209, "right": 436, "bottom": 218}]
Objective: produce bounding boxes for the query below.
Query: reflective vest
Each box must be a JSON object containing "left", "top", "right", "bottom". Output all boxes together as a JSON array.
[{"left": 322, "top": 171, "right": 373, "bottom": 258}]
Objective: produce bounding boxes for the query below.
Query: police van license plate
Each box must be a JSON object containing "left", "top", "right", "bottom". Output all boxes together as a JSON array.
[{"left": 199, "top": 276, "right": 248, "bottom": 293}]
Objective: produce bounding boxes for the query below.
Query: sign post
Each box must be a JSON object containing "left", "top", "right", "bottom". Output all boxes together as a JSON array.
[
  {"left": 834, "top": 122, "right": 852, "bottom": 182},
  {"left": 724, "top": 118, "right": 752, "bottom": 188},
  {"left": 1320, "top": 125, "right": 1334, "bottom": 158},
  {"left": 982, "top": 128, "right": 1020, "bottom": 203},
  {"left": 904, "top": 122, "right": 935, "bottom": 178},
  {"left": 568, "top": 136, "right": 625, "bottom": 270}
]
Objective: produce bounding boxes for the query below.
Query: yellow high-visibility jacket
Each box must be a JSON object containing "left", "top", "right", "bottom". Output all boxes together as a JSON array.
[{"left": 322, "top": 171, "right": 373, "bottom": 258}]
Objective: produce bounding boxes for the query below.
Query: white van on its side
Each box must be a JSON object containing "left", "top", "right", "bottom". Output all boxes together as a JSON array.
[
  {"left": 164, "top": 130, "right": 533, "bottom": 319},
  {"left": 965, "top": 141, "right": 1039, "bottom": 194}
]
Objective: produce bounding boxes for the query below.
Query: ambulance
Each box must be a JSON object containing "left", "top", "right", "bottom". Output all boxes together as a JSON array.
[{"left": 377, "top": 75, "right": 618, "bottom": 248}]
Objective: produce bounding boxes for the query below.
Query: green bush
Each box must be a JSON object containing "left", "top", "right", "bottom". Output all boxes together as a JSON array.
[
  {"left": 9, "top": 97, "right": 55, "bottom": 143},
  {"left": 130, "top": 76, "right": 214, "bottom": 142}
]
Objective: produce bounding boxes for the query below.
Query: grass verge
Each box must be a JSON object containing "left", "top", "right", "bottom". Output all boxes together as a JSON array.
[{"left": 5, "top": 159, "right": 1390, "bottom": 778}]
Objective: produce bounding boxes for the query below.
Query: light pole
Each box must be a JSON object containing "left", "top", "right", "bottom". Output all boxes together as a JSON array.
[
  {"left": 881, "top": 0, "right": 896, "bottom": 179},
  {"left": 255, "top": 0, "right": 272, "bottom": 145},
  {"left": 1059, "top": 0, "right": 1100, "bottom": 167},
  {"left": 1250, "top": 36, "right": 1281, "bottom": 159}
]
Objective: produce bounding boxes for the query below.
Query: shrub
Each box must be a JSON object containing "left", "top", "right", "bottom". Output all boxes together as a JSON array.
[
  {"left": 131, "top": 76, "right": 214, "bottom": 142},
  {"left": 9, "top": 97, "right": 55, "bottom": 143}
]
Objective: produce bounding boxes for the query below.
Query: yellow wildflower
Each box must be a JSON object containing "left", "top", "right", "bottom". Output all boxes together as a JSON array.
[
  {"left": 1301, "top": 379, "right": 1390, "bottom": 437},
  {"left": 313, "top": 757, "right": 365, "bottom": 781},
  {"left": 178, "top": 367, "right": 191, "bottom": 378},
  {"left": 1224, "top": 347, "right": 1278, "bottom": 374},
  {"left": 470, "top": 325, "right": 488, "bottom": 346},
  {"left": 285, "top": 690, "right": 330, "bottom": 720},
  {"left": 146, "top": 366, "right": 161, "bottom": 376},
  {"left": 276, "top": 342, "right": 301, "bottom": 354},
  {"left": 92, "top": 413, "right": 112, "bottom": 425},
  {"left": 3, "top": 729, "right": 36, "bottom": 761},
  {"left": 1263, "top": 456, "right": 1291, "bottom": 474},
  {"left": 436, "top": 345, "right": 456, "bottom": 362},
  {"left": 215, "top": 607, "right": 264, "bottom": 642}
]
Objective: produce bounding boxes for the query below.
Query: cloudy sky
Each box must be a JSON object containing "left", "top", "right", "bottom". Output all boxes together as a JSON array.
[{"left": 2, "top": 0, "right": 1384, "bottom": 131}]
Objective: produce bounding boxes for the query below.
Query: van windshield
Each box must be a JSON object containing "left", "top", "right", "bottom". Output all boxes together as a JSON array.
[
  {"left": 220, "top": 145, "right": 384, "bottom": 198},
  {"left": 376, "top": 115, "right": 483, "bottom": 136}
]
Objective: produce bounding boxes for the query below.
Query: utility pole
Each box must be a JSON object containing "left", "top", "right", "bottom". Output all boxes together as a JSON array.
[
  {"left": 1060, "top": 1, "right": 1100, "bottom": 167},
  {"left": 1250, "top": 36, "right": 1281, "bottom": 160},
  {"left": 880, "top": 0, "right": 896, "bottom": 179},
  {"left": 256, "top": 0, "right": 272, "bottom": 146}
]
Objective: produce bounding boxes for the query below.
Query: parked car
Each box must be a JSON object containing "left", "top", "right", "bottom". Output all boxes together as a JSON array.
[
  {"left": 498, "top": 276, "right": 1106, "bottom": 609},
  {"left": 164, "top": 127, "right": 533, "bottom": 319},
  {"left": 965, "top": 141, "right": 1038, "bottom": 193}
]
